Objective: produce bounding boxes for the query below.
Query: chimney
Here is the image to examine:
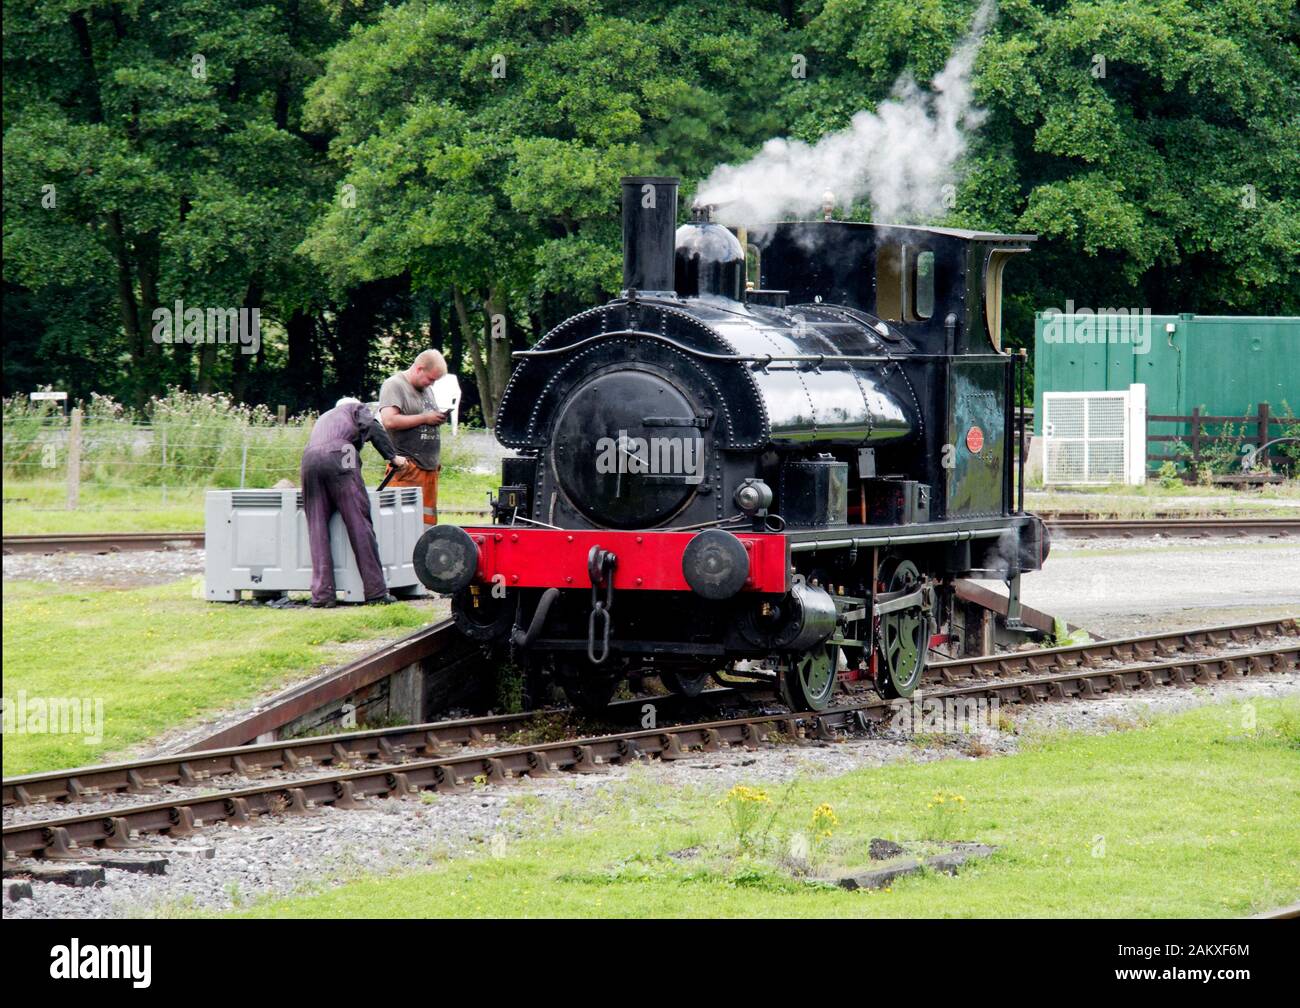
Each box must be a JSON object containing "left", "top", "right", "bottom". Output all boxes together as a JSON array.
[{"left": 621, "top": 176, "right": 679, "bottom": 296}]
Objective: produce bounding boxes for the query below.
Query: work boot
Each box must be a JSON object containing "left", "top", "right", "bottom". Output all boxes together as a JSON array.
[
  {"left": 311, "top": 598, "right": 338, "bottom": 609},
  {"left": 365, "top": 593, "right": 398, "bottom": 605}
]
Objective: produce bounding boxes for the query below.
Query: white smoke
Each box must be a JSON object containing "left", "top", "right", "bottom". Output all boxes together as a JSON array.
[{"left": 695, "top": 0, "right": 996, "bottom": 227}]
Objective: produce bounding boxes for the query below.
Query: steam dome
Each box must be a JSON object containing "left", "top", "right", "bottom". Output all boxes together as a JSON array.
[{"left": 674, "top": 206, "right": 745, "bottom": 301}]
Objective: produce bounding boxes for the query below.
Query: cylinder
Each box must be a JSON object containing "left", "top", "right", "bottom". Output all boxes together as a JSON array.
[
  {"left": 771, "top": 583, "right": 838, "bottom": 651},
  {"left": 621, "top": 176, "right": 679, "bottom": 295}
]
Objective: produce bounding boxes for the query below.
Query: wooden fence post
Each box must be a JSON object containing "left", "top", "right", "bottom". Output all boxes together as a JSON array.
[
  {"left": 66, "top": 407, "right": 82, "bottom": 510},
  {"left": 1190, "top": 406, "right": 1201, "bottom": 466}
]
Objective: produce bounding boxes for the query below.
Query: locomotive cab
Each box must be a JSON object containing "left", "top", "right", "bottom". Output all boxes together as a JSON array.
[{"left": 413, "top": 176, "right": 1049, "bottom": 713}]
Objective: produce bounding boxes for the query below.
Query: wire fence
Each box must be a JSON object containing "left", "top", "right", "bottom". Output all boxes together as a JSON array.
[
  {"left": 4, "top": 416, "right": 313, "bottom": 491},
  {"left": 3, "top": 408, "right": 494, "bottom": 512}
]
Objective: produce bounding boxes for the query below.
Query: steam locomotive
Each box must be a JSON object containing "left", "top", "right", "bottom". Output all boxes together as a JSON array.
[{"left": 413, "top": 176, "right": 1049, "bottom": 711}]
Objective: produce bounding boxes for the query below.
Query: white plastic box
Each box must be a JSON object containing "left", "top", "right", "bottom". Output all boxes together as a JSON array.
[
  {"left": 1042, "top": 384, "right": 1147, "bottom": 486},
  {"left": 204, "top": 487, "right": 425, "bottom": 602}
]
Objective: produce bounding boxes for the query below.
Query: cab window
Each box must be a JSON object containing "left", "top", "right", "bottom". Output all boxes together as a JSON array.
[{"left": 875, "top": 244, "right": 934, "bottom": 322}]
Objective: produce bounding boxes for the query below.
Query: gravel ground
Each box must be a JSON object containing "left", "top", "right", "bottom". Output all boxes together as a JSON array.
[
  {"left": 5, "top": 668, "right": 1296, "bottom": 920},
  {"left": 1020, "top": 538, "right": 1300, "bottom": 638},
  {"left": 2, "top": 548, "right": 205, "bottom": 587}
]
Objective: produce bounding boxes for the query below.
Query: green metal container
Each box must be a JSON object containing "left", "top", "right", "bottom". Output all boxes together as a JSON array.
[{"left": 1032, "top": 312, "right": 1300, "bottom": 468}]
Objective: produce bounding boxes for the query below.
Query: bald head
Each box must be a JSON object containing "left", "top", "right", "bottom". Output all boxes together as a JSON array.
[
  {"left": 406, "top": 349, "right": 447, "bottom": 390},
  {"left": 415, "top": 349, "right": 446, "bottom": 373}
]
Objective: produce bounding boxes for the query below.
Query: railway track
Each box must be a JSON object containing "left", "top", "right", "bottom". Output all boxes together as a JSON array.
[
  {"left": 8, "top": 616, "right": 1295, "bottom": 815},
  {"left": 926, "top": 615, "right": 1298, "bottom": 681},
  {"left": 2, "top": 689, "right": 743, "bottom": 811},
  {"left": 2, "top": 531, "right": 205, "bottom": 554},
  {"left": 4, "top": 631, "right": 1295, "bottom": 861},
  {"left": 6, "top": 514, "right": 1297, "bottom": 556},
  {"left": 1044, "top": 515, "right": 1300, "bottom": 539}
]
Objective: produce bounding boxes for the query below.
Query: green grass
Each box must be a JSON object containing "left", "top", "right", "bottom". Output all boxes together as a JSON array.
[
  {"left": 2, "top": 483, "right": 209, "bottom": 533},
  {"left": 1, "top": 580, "right": 429, "bottom": 774},
  {"left": 2, "top": 469, "right": 498, "bottom": 534},
  {"left": 1024, "top": 479, "right": 1300, "bottom": 518},
  {"left": 232, "top": 697, "right": 1300, "bottom": 919}
]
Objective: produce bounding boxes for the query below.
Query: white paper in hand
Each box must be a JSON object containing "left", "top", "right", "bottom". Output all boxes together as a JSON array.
[{"left": 431, "top": 372, "right": 461, "bottom": 436}]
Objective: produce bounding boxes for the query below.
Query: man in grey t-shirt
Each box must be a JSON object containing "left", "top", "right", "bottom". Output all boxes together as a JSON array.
[{"left": 379, "top": 349, "right": 448, "bottom": 525}]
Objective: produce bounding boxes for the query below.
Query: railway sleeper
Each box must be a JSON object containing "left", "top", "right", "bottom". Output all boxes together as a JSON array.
[
  {"left": 167, "top": 806, "right": 198, "bottom": 837},
  {"left": 101, "top": 817, "right": 142, "bottom": 849},
  {"left": 332, "top": 780, "right": 369, "bottom": 809},
  {"left": 525, "top": 752, "right": 558, "bottom": 778},
  {"left": 573, "top": 744, "right": 608, "bottom": 773},
  {"left": 1267, "top": 651, "right": 1295, "bottom": 672},
  {"left": 4, "top": 862, "right": 106, "bottom": 888},
  {"left": 432, "top": 766, "right": 468, "bottom": 794},
  {"left": 284, "top": 788, "right": 313, "bottom": 814},
  {"left": 41, "top": 826, "right": 83, "bottom": 861},
  {"left": 177, "top": 763, "right": 209, "bottom": 786},
  {"left": 126, "top": 769, "right": 158, "bottom": 796}
]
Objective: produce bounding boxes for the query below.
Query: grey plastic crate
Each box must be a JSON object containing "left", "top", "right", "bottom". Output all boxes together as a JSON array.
[{"left": 204, "top": 487, "right": 425, "bottom": 602}]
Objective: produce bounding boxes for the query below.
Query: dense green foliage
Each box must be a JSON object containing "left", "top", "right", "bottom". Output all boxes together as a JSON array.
[{"left": 5, "top": 1, "right": 1298, "bottom": 413}]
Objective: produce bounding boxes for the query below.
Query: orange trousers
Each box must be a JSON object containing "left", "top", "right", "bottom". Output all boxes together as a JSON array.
[{"left": 386, "top": 462, "right": 440, "bottom": 525}]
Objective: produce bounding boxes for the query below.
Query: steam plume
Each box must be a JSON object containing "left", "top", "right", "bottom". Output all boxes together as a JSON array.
[{"left": 695, "top": 0, "right": 996, "bottom": 226}]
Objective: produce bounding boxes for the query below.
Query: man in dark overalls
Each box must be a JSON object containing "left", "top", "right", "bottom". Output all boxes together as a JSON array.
[{"left": 301, "top": 397, "right": 408, "bottom": 607}]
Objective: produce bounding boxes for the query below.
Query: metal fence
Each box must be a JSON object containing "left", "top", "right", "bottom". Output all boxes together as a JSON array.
[{"left": 3, "top": 411, "right": 499, "bottom": 511}]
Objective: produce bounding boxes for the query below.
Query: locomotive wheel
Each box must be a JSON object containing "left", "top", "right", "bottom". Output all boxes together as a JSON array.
[
  {"left": 780, "top": 646, "right": 838, "bottom": 711},
  {"left": 559, "top": 670, "right": 617, "bottom": 715},
  {"left": 875, "top": 559, "right": 928, "bottom": 699},
  {"left": 659, "top": 669, "right": 711, "bottom": 697}
]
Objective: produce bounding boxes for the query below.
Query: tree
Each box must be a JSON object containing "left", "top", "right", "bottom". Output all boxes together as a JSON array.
[
  {"left": 299, "top": 0, "right": 790, "bottom": 425},
  {"left": 795, "top": 0, "right": 1300, "bottom": 332},
  {"left": 3, "top": 0, "right": 343, "bottom": 405},
  {"left": 7, "top": 1, "right": 1295, "bottom": 411}
]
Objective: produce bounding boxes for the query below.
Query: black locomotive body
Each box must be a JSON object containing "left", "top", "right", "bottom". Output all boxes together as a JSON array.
[{"left": 414, "top": 176, "right": 1049, "bottom": 710}]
